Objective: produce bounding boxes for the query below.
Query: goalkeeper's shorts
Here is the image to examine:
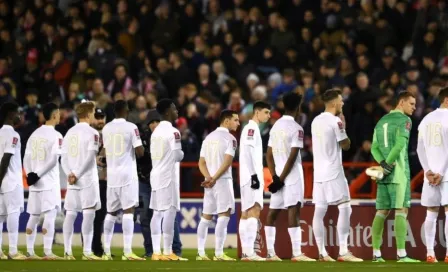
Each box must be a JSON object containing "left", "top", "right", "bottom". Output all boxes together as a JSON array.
[{"left": 376, "top": 182, "right": 410, "bottom": 210}]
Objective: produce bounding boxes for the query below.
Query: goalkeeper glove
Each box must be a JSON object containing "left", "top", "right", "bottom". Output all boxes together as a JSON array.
[
  {"left": 380, "top": 160, "right": 394, "bottom": 175},
  {"left": 27, "top": 172, "right": 40, "bottom": 186},
  {"left": 250, "top": 174, "right": 260, "bottom": 189},
  {"left": 268, "top": 175, "right": 284, "bottom": 193}
]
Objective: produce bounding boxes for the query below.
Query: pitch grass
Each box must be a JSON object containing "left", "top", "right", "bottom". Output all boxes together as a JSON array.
[{"left": 1, "top": 246, "right": 447, "bottom": 272}]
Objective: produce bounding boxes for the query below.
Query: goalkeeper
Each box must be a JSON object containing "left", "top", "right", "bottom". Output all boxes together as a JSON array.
[{"left": 368, "top": 91, "right": 420, "bottom": 263}]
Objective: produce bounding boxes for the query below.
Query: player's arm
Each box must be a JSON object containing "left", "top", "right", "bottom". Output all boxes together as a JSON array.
[
  {"left": 0, "top": 153, "right": 12, "bottom": 187},
  {"left": 198, "top": 157, "right": 211, "bottom": 180},
  {"left": 131, "top": 126, "right": 145, "bottom": 158},
  {"left": 279, "top": 128, "right": 303, "bottom": 182},
  {"left": 266, "top": 147, "right": 276, "bottom": 177},
  {"left": 334, "top": 117, "right": 350, "bottom": 151},
  {"left": 171, "top": 130, "right": 184, "bottom": 162},
  {"left": 23, "top": 140, "right": 32, "bottom": 174},
  {"left": 35, "top": 137, "right": 62, "bottom": 178},
  {"left": 385, "top": 120, "right": 411, "bottom": 164},
  {"left": 416, "top": 128, "right": 430, "bottom": 173},
  {"left": 371, "top": 129, "right": 385, "bottom": 163},
  {"left": 211, "top": 138, "right": 236, "bottom": 182},
  {"left": 72, "top": 132, "right": 99, "bottom": 181},
  {"left": 241, "top": 128, "right": 260, "bottom": 188}
]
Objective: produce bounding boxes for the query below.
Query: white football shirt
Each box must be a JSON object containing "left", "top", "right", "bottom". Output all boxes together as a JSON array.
[
  {"left": 268, "top": 115, "right": 304, "bottom": 186},
  {"left": 200, "top": 127, "right": 237, "bottom": 180},
  {"left": 0, "top": 125, "right": 23, "bottom": 193},
  {"left": 102, "top": 118, "right": 142, "bottom": 187},
  {"left": 150, "top": 121, "right": 182, "bottom": 190},
  {"left": 61, "top": 122, "right": 100, "bottom": 189},
  {"left": 311, "top": 112, "right": 347, "bottom": 182},
  {"left": 418, "top": 108, "right": 448, "bottom": 181},
  {"left": 24, "top": 125, "right": 63, "bottom": 191},
  {"left": 239, "top": 120, "right": 263, "bottom": 186}
]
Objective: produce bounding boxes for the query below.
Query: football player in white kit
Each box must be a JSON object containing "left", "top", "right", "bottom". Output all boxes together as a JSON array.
[
  {"left": 101, "top": 100, "right": 145, "bottom": 261},
  {"left": 311, "top": 89, "right": 362, "bottom": 262},
  {"left": 238, "top": 101, "right": 271, "bottom": 261},
  {"left": 196, "top": 110, "right": 239, "bottom": 261},
  {"left": 61, "top": 101, "right": 102, "bottom": 260},
  {"left": 0, "top": 102, "right": 26, "bottom": 260},
  {"left": 150, "top": 99, "right": 187, "bottom": 261},
  {"left": 417, "top": 87, "right": 448, "bottom": 263},
  {"left": 23, "top": 103, "right": 64, "bottom": 260},
  {"left": 265, "top": 92, "right": 315, "bottom": 262}
]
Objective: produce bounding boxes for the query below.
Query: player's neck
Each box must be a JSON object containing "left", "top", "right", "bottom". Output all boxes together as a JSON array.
[
  {"left": 3, "top": 120, "right": 13, "bottom": 126},
  {"left": 44, "top": 121, "right": 56, "bottom": 127},
  {"left": 251, "top": 117, "right": 260, "bottom": 124},
  {"left": 284, "top": 112, "right": 295, "bottom": 117},
  {"left": 78, "top": 118, "right": 90, "bottom": 124},
  {"left": 324, "top": 108, "right": 337, "bottom": 116},
  {"left": 440, "top": 104, "right": 448, "bottom": 109},
  {"left": 219, "top": 125, "right": 230, "bottom": 130},
  {"left": 393, "top": 107, "right": 404, "bottom": 114}
]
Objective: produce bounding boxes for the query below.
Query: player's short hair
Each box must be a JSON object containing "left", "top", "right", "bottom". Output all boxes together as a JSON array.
[
  {"left": 114, "top": 100, "right": 128, "bottom": 115},
  {"left": 156, "top": 99, "right": 174, "bottom": 116},
  {"left": 394, "top": 91, "right": 415, "bottom": 106},
  {"left": 75, "top": 101, "right": 95, "bottom": 119},
  {"left": 283, "top": 92, "right": 302, "bottom": 112},
  {"left": 438, "top": 86, "right": 448, "bottom": 103},
  {"left": 253, "top": 101, "right": 271, "bottom": 112},
  {"left": 42, "top": 103, "right": 59, "bottom": 121},
  {"left": 0, "top": 102, "right": 19, "bottom": 125},
  {"left": 219, "top": 110, "right": 238, "bottom": 124},
  {"left": 322, "top": 89, "right": 342, "bottom": 103}
]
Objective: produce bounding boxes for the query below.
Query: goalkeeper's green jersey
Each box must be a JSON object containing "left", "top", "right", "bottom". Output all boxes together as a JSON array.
[{"left": 371, "top": 110, "right": 412, "bottom": 184}]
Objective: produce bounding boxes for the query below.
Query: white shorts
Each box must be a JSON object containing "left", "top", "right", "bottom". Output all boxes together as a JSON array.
[
  {"left": 421, "top": 181, "right": 448, "bottom": 207},
  {"left": 0, "top": 185, "right": 24, "bottom": 215},
  {"left": 64, "top": 183, "right": 101, "bottom": 212},
  {"left": 241, "top": 183, "right": 264, "bottom": 212},
  {"left": 27, "top": 187, "right": 61, "bottom": 215},
  {"left": 269, "top": 182, "right": 304, "bottom": 209},
  {"left": 203, "top": 178, "right": 235, "bottom": 215},
  {"left": 150, "top": 182, "right": 180, "bottom": 211},
  {"left": 107, "top": 181, "right": 139, "bottom": 213},
  {"left": 312, "top": 172, "right": 350, "bottom": 206}
]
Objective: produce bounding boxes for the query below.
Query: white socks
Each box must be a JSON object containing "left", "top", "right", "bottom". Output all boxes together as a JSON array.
[
  {"left": 0, "top": 215, "right": 5, "bottom": 252},
  {"left": 425, "top": 210, "right": 438, "bottom": 257},
  {"left": 103, "top": 214, "right": 117, "bottom": 255},
  {"left": 82, "top": 210, "right": 95, "bottom": 255},
  {"left": 288, "top": 227, "right": 302, "bottom": 256},
  {"left": 26, "top": 215, "right": 40, "bottom": 255},
  {"left": 313, "top": 205, "right": 328, "bottom": 257},
  {"left": 63, "top": 211, "right": 77, "bottom": 255},
  {"left": 215, "top": 216, "right": 230, "bottom": 256},
  {"left": 122, "top": 214, "right": 134, "bottom": 255},
  {"left": 265, "top": 226, "right": 276, "bottom": 256},
  {"left": 150, "top": 211, "right": 163, "bottom": 254},
  {"left": 162, "top": 208, "right": 177, "bottom": 255},
  {"left": 446, "top": 211, "right": 448, "bottom": 257},
  {"left": 246, "top": 218, "right": 258, "bottom": 256},
  {"left": 42, "top": 209, "right": 57, "bottom": 256},
  {"left": 7, "top": 212, "right": 20, "bottom": 255},
  {"left": 239, "top": 219, "right": 248, "bottom": 255},
  {"left": 337, "top": 203, "right": 352, "bottom": 256},
  {"left": 197, "top": 218, "right": 211, "bottom": 256}
]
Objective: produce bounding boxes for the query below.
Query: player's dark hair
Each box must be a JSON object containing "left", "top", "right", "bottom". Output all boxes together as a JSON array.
[
  {"left": 219, "top": 110, "right": 238, "bottom": 124},
  {"left": 0, "top": 102, "right": 19, "bottom": 125},
  {"left": 114, "top": 100, "right": 128, "bottom": 115},
  {"left": 253, "top": 101, "right": 271, "bottom": 111},
  {"left": 394, "top": 91, "right": 415, "bottom": 106},
  {"left": 322, "top": 88, "right": 342, "bottom": 103},
  {"left": 283, "top": 92, "right": 302, "bottom": 112},
  {"left": 43, "top": 103, "right": 59, "bottom": 121},
  {"left": 156, "top": 98, "right": 174, "bottom": 116},
  {"left": 438, "top": 87, "right": 448, "bottom": 104}
]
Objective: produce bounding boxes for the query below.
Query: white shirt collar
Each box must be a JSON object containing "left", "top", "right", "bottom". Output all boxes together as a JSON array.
[{"left": 217, "top": 127, "right": 229, "bottom": 133}]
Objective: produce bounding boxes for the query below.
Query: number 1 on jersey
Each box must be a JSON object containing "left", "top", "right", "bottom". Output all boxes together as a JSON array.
[{"left": 383, "top": 123, "right": 388, "bottom": 147}]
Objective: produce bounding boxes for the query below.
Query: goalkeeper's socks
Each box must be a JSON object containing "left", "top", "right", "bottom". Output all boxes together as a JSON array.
[
  {"left": 103, "top": 214, "right": 117, "bottom": 255},
  {"left": 197, "top": 218, "right": 211, "bottom": 256},
  {"left": 215, "top": 216, "right": 230, "bottom": 256},
  {"left": 288, "top": 227, "right": 302, "bottom": 256},
  {"left": 424, "top": 210, "right": 438, "bottom": 256},
  {"left": 372, "top": 212, "right": 386, "bottom": 250},
  {"left": 63, "top": 211, "right": 77, "bottom": 255},
  {"left": 265, "top": 226, "right": 276, "bottom": 256},
  {"left": 246, "top": 218, "right": 258, "bottom": 256},
  {"left": 395, "top": 213, "right": 408, "bottom": 258},
  {"left": 26, "top": 215, "right": 39, "bottom": 255},
  {"left": 238, "top": 219, "right": 248, "bottom": 255},
  {"left": 337, "top": 203, "right": 352, "bottom": 256}
]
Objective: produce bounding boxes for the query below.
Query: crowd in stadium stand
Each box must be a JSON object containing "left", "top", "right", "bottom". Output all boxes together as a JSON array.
[{"left": 0, "top": 0, "right": 447, "bottom": 175}]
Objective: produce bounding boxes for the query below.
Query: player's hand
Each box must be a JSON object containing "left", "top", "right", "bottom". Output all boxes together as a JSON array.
[
  {"left": 97, "top": 156, "right": 106, "bottom": 167},
  {"left": 338, "top": 113, "right": 346, "bottom": 129},
  {"left": 432, "top": 173, "right": 442, "bottom": 186},
  {"left": 380, "top": 160, "right": 394, "bottom": 175},
  {"left": 250, "top": 174, "right": 260, "bottom": 189},
  {"left": 426, "top": 170, "right": 435, "bottom": 184},
  {"left": 68, "top": 173, "right": 77, "bottom": 185},
  {"left": 27, "top": 172, "right": 40, "bottom": 186}
]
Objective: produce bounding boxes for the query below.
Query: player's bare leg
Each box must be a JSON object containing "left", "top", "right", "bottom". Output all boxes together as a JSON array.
[
  {"left": 102, "top": 211, "right": 118, "bottom": 260},
  {"left": 241, "top": 204, "right": 265, "bottom": 261},
  {"left": 336, "top": 201, "right": 362, "bottom": 262},
  {"left": 81, "top": 207, "right": 102, "bottom": 260},
  {"left": 213, "top": 209, "right": 235, "bottom": 261},
  {"left": 25, "top": 214, "right": 42, "bottom": 259},
  {"left": 288, "top": 202, "right": 315, "bottom": 262},
  {"left": 197, "top": 213, "right": 213, "bottom": 261},
  {"left": 265, "top": 209, "right": 282, "bottom": 261},
  {"left": 425, "top": 206, "right": 439, "bottom": 263},
  {"left": 312, "top": 204, "right": 334, "bottom": 261},
  {"left": 63, "top": 210, "right": 77, "bottom": 260},
  {"left": 239, "top": 211, "right": 248, "bottom": 257},
  {"left": 371, "top": 209, "right": 389, "bottom": 262},
  {"left": 121, "top": 207, "right": 145, "bottom": 261}
]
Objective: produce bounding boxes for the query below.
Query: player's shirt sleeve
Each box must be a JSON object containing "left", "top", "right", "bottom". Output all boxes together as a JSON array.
[
  {"left": 24, "top": 137, "right": 32, "bottom": 155},
  {"left": 290, "top": 126, "right": 304, "bottom": 148},
  {"left": 398, "top": 118, "right": 412, "bottom": 139},
  {"left": 88, "top": 130, "right": 100, "bottom": 152},
  {"left": 170, "top": 128, "right": 182, "bottom": 151},
  {"left": 199, "top": 139, "right": 206, "bottom": 158},
  {"left": 51, "top": 134, "right": 63, "bottom": 155},
  {"left": 332, "top": 117, "right": 348, "bottom": 142},
  {"left": 267, "top": 130, "right": 273, "bottom": 147},
  {"left": 61, "top": 135, "right": 68, "bottom": 154},
  {"left": 4, "top": 133, "right": 19, "bottom": 155},
  {"left": 243, "top": 127, "right": 256, "bottom": 147},
  {"left": 225, "top": 136, "right": 237, "bottom": 157},
  {"left": 371, "top": 129, "right": 385, "bottom": 163},
  {"left": 131, "top": 124, "right": 143, "bottom": 148}
]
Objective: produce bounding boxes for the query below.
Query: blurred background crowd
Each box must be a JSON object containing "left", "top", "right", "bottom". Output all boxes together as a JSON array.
[{"left": 0, "top": 0, "right": 447, "bottom": 186}]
